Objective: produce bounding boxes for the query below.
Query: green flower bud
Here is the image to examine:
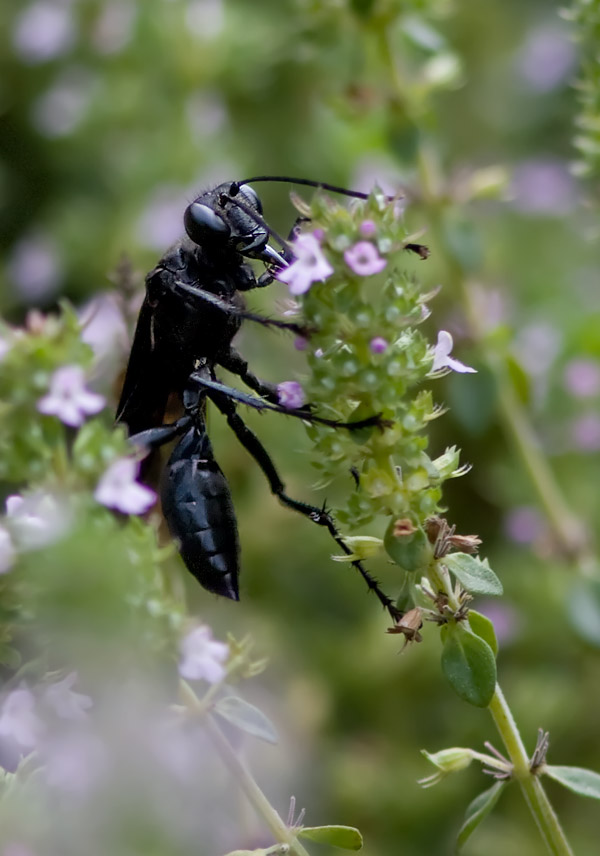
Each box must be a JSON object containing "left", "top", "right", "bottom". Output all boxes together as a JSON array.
[{"left": 384, "top": 518, "right": 433, "bottom": 572}]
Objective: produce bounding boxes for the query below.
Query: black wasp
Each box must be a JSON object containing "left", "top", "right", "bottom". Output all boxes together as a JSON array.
[{"left": 116, "top": 176, "right": 400, "bottom": 619}]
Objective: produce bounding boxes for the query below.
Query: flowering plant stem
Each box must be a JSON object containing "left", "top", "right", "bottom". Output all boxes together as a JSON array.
[
  {"left": 179, "top": 680, "right": 310, "bottom": 855},
  {"left": 205, "top": 715, "right": 312, "bottom": 856},
  {"left": 488, "top": 685, "right": 573, "bottom": 856},
  {"left": 373, "top": 20, "right": 584, "bottom": 854}
]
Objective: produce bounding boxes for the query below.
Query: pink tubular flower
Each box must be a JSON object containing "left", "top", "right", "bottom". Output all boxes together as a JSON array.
[
  {"left": 94, "top": 457, "right": 156, "bottom": 515},
  {"left": 276, "top": 233, "right": 333, "bottom": 295},
  {"left": 179, "top": 626, "right": 229, "bottom": 683},
  {"left": 277, "top": 381, "right": 305, "bottom": 410},
  {"left": 344, "top": 241, "right": 387, "bottom": 276},
  {"left": 431, "top": 331, "right": 477, "bottom": 374},
  {"left": 37, "top": 365, "right": 105, "bottom": 427}
]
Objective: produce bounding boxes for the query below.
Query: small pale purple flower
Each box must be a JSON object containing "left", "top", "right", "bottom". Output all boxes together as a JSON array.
[
  {"left": 431, "top": 331, "right": 477, "bottom": 374},
  {"left": 476, "top": 600, "right": 520, "bottom": 645},
  {"left": 359, "top": 220, "right": 377, "bottom": 237},
  {"left": 344, "top": 241, "right": 386, "bottom": 276},
  {"left": 44, "top": 672, "right": 92, "bottom": 721},
  {"left": 179, "top": 626, "right": 229, "bottom": 683},
  {"left": 571, "top": 414, "right": 600, "bottom": 452},
  {"left": 37, "top": 365, "right": 105, "bottom": 427},
  {"left": 504, "top": 506, "right": 546, "bottom": 544},
  {"left": 6, "top": 492, "right": 71, "bottom": 550},
  {"left": 276, "top": 233, "right": 333, "bottom": 296},
  {"left": 370, "top": 337, "right": 388, "bottom": 354},
  {"left": 294, "top": 336, "right": 308, "bottom": 351},
  {"left": 0, "top": 526, "right": 16, "bottom": 574},
  {"left": 277, "top": 381, "right": 305, "bottom": 410},
  {"left": 0, "top": 688, "right": 42, "bottom": 748},
  {"left": 94, "top": 457, "right": 156, "bottom": 515},
  {"left": 43, "top": 730, "right": 107, "bottom": 794},
  {"left": 13, "top": 1, "right": 76, "bottom": 64},
  {"left": 511, "top": 159, "right": 577, "bottom": 216},
  {"left": 563, "top": 359, "right": 600, "bottom": 399}
]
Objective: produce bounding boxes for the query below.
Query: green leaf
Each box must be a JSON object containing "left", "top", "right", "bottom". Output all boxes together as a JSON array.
[
  {"left": 468, "top": 610, "right": 498, "bottom": 656},
  {"left": 444, "top": 554, "right": 503, "bottom": 596},
  {"left": 298, "top": 825, "right": 363, "bottom": 850},
  {"left": 441, "top": 625, "right": 497, "bottom": 708},
  {"left": 214, "top": 696, "right": 278, "bottom": 744},
  {"left": 544, "top": 765, "right": 600, "bottom": 799},
  {"left": 457, "top": 781, "right": 506, "bottom": 848}
]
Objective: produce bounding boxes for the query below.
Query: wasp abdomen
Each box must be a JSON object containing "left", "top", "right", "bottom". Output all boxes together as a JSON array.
[{"left": 161, "top": 427, "right": 240, "bottom": 600}]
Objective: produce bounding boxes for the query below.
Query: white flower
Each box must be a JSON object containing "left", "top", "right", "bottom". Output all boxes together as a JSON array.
[
  {"left": 0, "top": 687, "right": 42, "bottom": 748},
  {"left": 0, "top": 526, "right": 16, "bottom": 574},
  {"left": 6, "top": 492, "right": 71, "bottom": 550},
  {"left": 179, "top": 626, "right": 229, "bottom": 683},
  {"left": 94, "top": 457, "right": 156, "bottom": 515},
  {"left": 276, "top": 233, "right": 334, "bottom": 295},
  {"left": 430, "top": 331, "right": 477, "bottom": 374},
  {"left": 44, "top": 672, "right": 92, "bottom": 721},
  {"left": 37, "top": 365, "right": 105, "bottom": 427}
]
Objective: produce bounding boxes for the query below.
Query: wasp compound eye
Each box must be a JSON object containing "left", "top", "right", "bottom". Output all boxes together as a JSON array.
[
  {"left": 237, "top": 183, "right": 263, "bottom": 214},
  {"left": 184, "top": 202, "right": 231, "bottom": 245}
]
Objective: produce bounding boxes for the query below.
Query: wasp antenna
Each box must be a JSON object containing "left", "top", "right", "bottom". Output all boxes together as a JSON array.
[{"left": 237, "top": 175, "right": 376, "bottom": 201}]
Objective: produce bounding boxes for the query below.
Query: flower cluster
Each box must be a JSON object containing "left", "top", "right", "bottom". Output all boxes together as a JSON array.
[{"left": 277, "top": 191, "right": 473, "bottom": 536}]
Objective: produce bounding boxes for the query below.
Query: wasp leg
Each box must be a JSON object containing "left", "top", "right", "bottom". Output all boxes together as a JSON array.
[
  {"left": 190, "top": 372, "right": 390, "bottom": 432},
  {"left": 128, "top": 417, "right": 191, "bottom": 452},
  {"left": 219, "top": 348, "right": 280, "bottom": 402},
  {"left": 210, "top": 392, "right": 400, "bottom": 620},
  {"left": 173, "top": 279, "right": 308, "bottom": 337}
]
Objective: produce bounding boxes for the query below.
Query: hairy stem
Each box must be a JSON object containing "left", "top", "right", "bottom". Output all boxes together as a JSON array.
[{"left": 488, "top": 685, "right": 573, "bottom": 856}]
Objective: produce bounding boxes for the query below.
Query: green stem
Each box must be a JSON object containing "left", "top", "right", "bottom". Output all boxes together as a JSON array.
[
  {"left": 206, "top": 715, "right": 312, "bottom": 856},
  {"left": 488, "top": 685, "right": 573, "bottom": 856}
]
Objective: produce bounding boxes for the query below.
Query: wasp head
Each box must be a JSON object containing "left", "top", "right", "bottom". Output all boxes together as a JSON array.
[{"left": 184, "top": 182, "right": 269, "bottom": 258}]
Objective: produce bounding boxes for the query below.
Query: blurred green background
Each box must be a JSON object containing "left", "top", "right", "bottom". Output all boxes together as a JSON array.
[{"left": 1, "top": 0, "right": 599, "bottom": 854}]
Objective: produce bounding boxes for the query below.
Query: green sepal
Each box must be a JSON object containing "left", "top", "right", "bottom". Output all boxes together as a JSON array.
[{"left": 440, "top": 624, "right": 496, "bottom": 707}]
